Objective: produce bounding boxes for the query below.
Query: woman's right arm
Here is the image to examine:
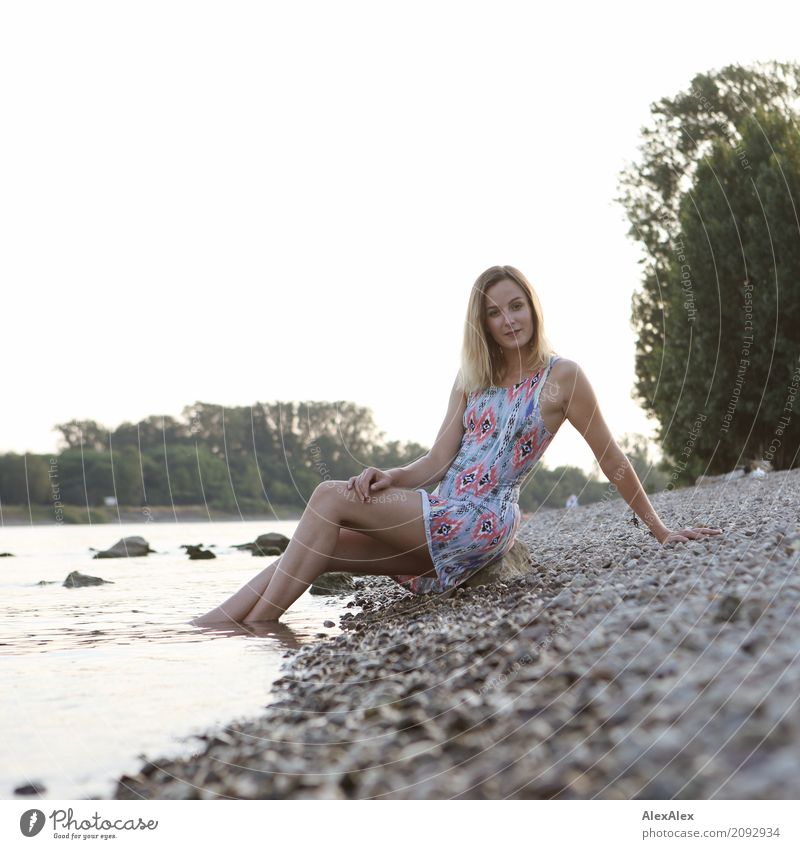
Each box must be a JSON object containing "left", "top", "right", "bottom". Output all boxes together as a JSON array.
[{"left": 386, "top": 374, "right": 467, "bottom": 490}]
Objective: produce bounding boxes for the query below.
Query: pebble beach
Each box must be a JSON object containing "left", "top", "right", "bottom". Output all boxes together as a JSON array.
[{"left": 112, "top": 468, "right": 800, "bottom": 800}]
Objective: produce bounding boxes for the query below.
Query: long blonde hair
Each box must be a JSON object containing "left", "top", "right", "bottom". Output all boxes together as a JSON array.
[{"left": 458, "top": 265, "right": 554, "bottom": 394}]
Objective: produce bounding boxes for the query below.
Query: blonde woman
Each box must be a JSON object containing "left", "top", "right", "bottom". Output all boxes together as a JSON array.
[{"left": 191, "top": 265, "right": 721, "bottom": 625}]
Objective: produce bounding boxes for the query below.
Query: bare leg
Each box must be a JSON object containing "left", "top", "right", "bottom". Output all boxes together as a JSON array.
[
  {"left": 190, "top": 525, "right": 435, "bottom": 627},
  {"left": 189, "top": 555, "right": 284, "bottom": 626},
  {"left": 190, "top": 483, "right": 433, "bottom": 626},
  {"left": 242, "top": 482, "right": 432, "bottom": 624},
  {"left": 242, "top": 495, "right": 340, "bottom": 623}
]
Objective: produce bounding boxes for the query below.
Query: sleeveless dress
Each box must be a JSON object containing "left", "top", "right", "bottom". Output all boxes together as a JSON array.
[{"left": 389, "top": 354, "right": 561, "bottom": 595}]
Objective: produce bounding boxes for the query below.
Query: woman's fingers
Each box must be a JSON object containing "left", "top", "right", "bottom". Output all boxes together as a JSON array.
[
  {"left": 688, "top": 526, "right": 722, "bottom": 538},
  {"left": 662, "top": 526, "right": 723, "bottom": 547},
  {"left": 348, "top": 476, "right": 363, "bottom": 500},
  {"left": 672, "top": 527, "right": 722, "bottom": 544},
  {"left": 348, "top": 468, "right": 391, "bottom": 502},
  {"left": 663, "top": 533, "right": 688, "bottom": 545}
]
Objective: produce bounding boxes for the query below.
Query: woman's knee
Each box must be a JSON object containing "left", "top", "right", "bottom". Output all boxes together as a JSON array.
[{"left": 309, "top": 479, "right": 348, "bottom": 507}]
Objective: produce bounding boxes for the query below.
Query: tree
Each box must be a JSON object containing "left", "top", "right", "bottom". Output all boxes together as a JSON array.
[
  {"left": 618, "top": 62, "right": 800, "bottom": 480},
  {"left": 617, "top": 433, "right": 667, "bottom": 493},
  {"left": 0, "top": 453, "right": 51, "bottom": 505},
  {"left": 53, "top": 420, "right": 110, "bottom": 452}
]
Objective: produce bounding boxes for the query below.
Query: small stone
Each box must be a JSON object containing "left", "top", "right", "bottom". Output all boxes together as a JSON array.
[
  {"left": 714, "top": 594, "right": 742, "bottom": 623},
  {"left": 14, "top": 780, "right": 46, "bottom": 795}
]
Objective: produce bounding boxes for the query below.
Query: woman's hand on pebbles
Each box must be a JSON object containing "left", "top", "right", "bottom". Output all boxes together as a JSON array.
[
  {"left": 346, "top": 467, "right": 393, "bottom": 502},
  {"left": 660, "top": 526, "right": 723, "bottom": 546}
]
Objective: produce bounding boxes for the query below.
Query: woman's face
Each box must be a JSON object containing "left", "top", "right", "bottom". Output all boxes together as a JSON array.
[{"left": 484, "top": 279, "right": 534, "bottom": 353}]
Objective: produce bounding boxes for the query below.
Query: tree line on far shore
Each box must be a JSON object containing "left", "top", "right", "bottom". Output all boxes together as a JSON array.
[{"left": 0, "top": 403, "right": 666, "bottom": 523}]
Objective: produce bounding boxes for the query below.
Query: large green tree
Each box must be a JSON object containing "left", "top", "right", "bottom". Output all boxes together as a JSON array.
[{"left": 618, "top": 62, "right": 800, "bottom": 480}]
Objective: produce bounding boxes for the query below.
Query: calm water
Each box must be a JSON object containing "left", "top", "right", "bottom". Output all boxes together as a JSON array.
[{"left": 0, "top": 520, "right": 355, "bottom": 800}]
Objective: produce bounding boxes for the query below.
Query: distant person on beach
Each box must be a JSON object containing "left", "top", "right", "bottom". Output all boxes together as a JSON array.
[
  {"left": 191, "top": 265, "right": 721, "bottom": 625},
  {"left": 566, "top": 494, "right": 579, "bottom": 509}
]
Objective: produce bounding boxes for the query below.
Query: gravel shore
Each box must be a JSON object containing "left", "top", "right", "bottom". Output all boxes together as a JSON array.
[{"left": 113, "top": 468, "right": 800, "bottom": 800}]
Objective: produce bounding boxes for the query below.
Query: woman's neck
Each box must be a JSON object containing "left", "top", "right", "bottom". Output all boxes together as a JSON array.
[{"left": 496, "top": 355, "right": 545, "bottom": 384}]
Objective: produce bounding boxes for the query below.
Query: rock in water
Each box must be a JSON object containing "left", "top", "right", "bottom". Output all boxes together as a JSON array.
[
  {"left": 63, "top": 571, "right": 115, "bottom": 588},
  {"left": 232, "top": 532, "right": 290, "bottom": 556},
  {"left": 182, "top": 544, "right": 216, "bottom": 560},
  {"left": 309, "top": 572, "right": 356, "bottom": 595},
  {"left": 462, "top": 539, "right": 534, "bottom": 588},
  {"left": 93, "top": 536, "right": 155, "bottom": 559},
  {"left": 255, "top": 532, "right": 290, "bottom": 552}
]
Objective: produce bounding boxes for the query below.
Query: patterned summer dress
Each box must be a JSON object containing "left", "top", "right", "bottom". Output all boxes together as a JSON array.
[{"left": 389, "top": 354, "right": 562, "bottom": 595}]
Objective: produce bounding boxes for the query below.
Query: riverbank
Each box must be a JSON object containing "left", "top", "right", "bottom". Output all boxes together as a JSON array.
[
  {"left": 111, "top": 468, "right": 800, "bottom": 799},
  {"left": 0, "top": 503, "right": 305, "bottom": 526}
]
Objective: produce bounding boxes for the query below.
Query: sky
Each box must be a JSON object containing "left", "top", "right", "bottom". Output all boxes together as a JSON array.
[{"left": 2, "top": 0, "right": 799, "bottom": 475}]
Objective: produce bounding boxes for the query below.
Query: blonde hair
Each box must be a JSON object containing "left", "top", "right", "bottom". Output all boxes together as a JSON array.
[{"left": 458, "top": 265, "right": 555, "bottom": 395}]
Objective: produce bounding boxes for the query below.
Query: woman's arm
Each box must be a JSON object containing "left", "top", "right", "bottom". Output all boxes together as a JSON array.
[
  {"left": 384, "top": 454, "right": 444, "bottom": 490},
  {"left": 559, "top": 361, "right": 721, "bottom": 545}
]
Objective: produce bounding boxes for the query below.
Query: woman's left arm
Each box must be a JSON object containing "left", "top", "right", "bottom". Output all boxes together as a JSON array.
[{"left": 558, "top": 361, "right": 722, "bottom": 546}]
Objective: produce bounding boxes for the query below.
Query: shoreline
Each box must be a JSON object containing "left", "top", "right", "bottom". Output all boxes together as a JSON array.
[
  {"left": 106, "top": 468, "right": 800, "bottom": 799},
  {"left": 0, "top": 504, "right": 305, "bottom": 526}
]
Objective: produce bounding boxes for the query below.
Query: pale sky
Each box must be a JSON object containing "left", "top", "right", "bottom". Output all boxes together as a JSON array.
[{"left": 2, "top": 1, "right": 798, "bottom": 475}]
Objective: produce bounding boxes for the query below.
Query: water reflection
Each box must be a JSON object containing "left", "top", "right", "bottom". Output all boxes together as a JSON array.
[
  {"left": 0, "top": 520, "right": 352, "bottom": 799},
  {"left": 188, "top": 618, "right": 307, "bottom": 650}
]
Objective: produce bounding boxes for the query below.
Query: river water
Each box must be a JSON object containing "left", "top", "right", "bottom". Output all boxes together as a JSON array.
[{"left": 0, "top": 519, "right": 354, "bottom": 800}]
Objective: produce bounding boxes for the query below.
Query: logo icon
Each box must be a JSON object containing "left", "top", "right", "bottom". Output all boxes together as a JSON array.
[{"left": 19, "top": 809, "right": 46, "bottom": 837}]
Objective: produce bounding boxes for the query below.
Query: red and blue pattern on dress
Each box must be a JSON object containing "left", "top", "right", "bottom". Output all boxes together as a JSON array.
[{"left": 390, "top": 355, "right": 561, "bottom": 595}]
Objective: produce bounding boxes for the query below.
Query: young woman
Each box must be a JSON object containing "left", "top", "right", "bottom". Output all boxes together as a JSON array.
[{"left": 190, "top": 265, "right": 721, "bottom": 626}]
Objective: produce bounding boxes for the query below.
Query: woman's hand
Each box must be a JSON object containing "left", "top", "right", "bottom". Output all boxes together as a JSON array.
[
  {"left": 659, "top": 526, "right": 723, "bottom": 546},
  {"left": 346, "top": 467, "right": 394, "bottom": 502}
]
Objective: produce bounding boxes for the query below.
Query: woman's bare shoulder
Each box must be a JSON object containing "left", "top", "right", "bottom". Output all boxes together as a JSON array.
[
  {"left": 547, "top": 358, "right": 581, "bottom": 408},
  {"left": 552, "top": 356, "right": 579, "bottom": 378}
]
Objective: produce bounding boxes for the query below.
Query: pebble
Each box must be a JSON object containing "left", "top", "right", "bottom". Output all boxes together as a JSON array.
[
  {"left": 14, "top": 780, "right": 46, "bottom": 796},
  {"left": 110, "top": 468, "right": 800, "bottom": 800}
]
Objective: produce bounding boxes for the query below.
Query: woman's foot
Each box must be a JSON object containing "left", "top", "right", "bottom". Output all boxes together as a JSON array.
[{"left": 189, "top": 612, "right": 238, "bottom": 626}]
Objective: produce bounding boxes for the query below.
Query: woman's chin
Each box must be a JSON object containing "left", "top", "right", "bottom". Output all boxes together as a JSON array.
[{"left": 500, "top": 333, "right": 529, "bottom": 348}]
